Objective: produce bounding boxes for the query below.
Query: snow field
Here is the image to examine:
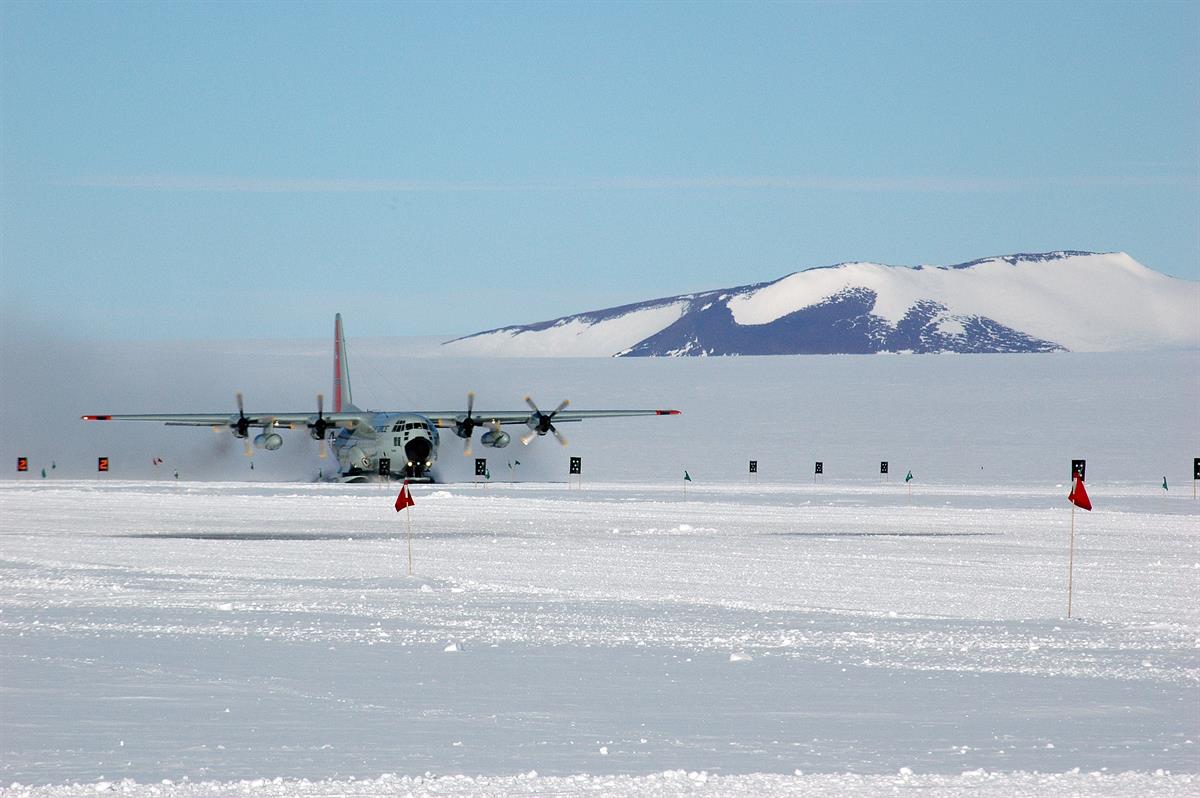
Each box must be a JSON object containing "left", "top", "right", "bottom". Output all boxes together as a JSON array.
[
  {"left": 2, "top": 769, "right": 1197, "bottom": 798},
  {"left": 2, "top": 346, "right": 1198, "bottom": 795},
  {"left": 1, "top": 480, "right": 1196, "bottom": 795}
]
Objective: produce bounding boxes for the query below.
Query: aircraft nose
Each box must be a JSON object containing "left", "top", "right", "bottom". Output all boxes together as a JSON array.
[{"left": 405, "top": 436, "right": 432, "bottom": 464}]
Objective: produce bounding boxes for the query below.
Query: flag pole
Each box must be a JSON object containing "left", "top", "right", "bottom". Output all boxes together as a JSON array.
[
  {"left": 1067, "top": 499, "right": 1075, "bottom": 619},
  {"left": 406, "top": 504, "right": 413, "bottom": 576}
]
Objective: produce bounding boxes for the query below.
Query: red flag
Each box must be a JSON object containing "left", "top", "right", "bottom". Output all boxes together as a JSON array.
[
  {"left": 394, "top": 480, "right": 415, "bottom": 512},
  {"left": 1068, "top": 475, "right": 1092, "bottom": 511}
]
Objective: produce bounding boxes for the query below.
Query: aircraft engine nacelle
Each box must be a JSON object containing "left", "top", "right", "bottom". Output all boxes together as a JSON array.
[
  {"left": 480, "top": 429, "right": 511, "bottom": 448},
  {"left": 254, "top": 432, "right": 284, "bottom": 451}
]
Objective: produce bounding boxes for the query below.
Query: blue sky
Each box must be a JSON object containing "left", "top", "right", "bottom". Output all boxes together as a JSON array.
[{"left": 2, "top": 1, "right": 1197, "bottom": 340}]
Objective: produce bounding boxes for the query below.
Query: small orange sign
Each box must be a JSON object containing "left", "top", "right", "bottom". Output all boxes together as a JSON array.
[
  {"left": 17, "top": 457, "right": 28, "bottom": 472},
  {"left": 98, "top": 457, "right": 109, "bottom": 472}
]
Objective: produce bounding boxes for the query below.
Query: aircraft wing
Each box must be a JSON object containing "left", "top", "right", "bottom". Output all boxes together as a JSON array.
[
  {"left": 426, "top": 409, "right": 680, "bottom": 428},
  {"left": 82, "top": 412, "right": 372, "bottom": 430}
]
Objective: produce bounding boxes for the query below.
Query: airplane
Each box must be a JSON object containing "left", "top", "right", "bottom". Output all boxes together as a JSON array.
[{"left": 83, "top": 314, "right": 680, "bottom": 482}]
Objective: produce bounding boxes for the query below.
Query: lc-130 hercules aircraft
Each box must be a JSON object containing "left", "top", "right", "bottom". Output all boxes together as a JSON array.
[{"left": 83, "top": 314, "right": 680, "bottom": 482}]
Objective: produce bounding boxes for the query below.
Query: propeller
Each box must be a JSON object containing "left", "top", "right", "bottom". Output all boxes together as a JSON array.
[
  {"left": 308, "top": 394, "right": 333, "bottom": 459},
  {"left": 520, "top": 395, "right": 569, "bottom": 446},
  {"left": 453, "top": 392, "right": 483, "bottom": 457},
  {"left": 231, "top": 393, "right": 253, "bottom": 457}
]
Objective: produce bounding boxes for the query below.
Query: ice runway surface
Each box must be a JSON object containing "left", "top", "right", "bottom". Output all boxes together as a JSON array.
[{"left": 1, "top": 480, "right": 1196, "bottom": 796}]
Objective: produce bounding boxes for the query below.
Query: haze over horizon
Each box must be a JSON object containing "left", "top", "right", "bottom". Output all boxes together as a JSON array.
[{"left": 2, "top": 2, "right": 1197, "bottom": 341}]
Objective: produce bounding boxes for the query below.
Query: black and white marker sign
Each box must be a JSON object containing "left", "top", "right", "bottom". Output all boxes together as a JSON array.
[
  {"left": 749, "top": 460, "right": 757, "bottom": 474},
  {"left": 815, "top": 461, "right": 823, "bottom": 475},
  {"left": 475, "top": 458, "right": 487, "bottom": 477},
  {"left": 569, "top": 457, "right": 582, "bottom": 475},
  {"left": 1071, "top": 459, "right": 1086, "bottom": 481},
  {"left": 880, "top": 461, "right": 889, "bottom": 475},
  {"left": 378, "top": 457, "right": 390, "bottom": 476}
]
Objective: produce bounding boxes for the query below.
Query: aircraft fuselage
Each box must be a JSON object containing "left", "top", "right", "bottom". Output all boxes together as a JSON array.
[{"left": 334, "top": 413, "right": 441, "bottom": 482}]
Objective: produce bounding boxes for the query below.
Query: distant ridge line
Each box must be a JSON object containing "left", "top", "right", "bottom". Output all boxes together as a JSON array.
[{"left": 444, "top": 251, "right": 1199, "bottom": 357}]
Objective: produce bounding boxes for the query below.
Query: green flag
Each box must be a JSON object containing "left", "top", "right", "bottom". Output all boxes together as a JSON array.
[
  {"left": 1162, "top": 476, "right": 1168, "bottom": 491},
  {"left": 905, "top": 469, "right": 913, "bottom": 483},
  {"left": 684, "top": 470, "right": 692, "bottom": 482},
  {"left": 485, "top": 468, "right": 491, "bottom": 480}
]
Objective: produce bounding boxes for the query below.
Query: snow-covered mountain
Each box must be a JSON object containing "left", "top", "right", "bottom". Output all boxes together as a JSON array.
[{"left": 444, "top": 251, "right": 1199, "bottom": 356}]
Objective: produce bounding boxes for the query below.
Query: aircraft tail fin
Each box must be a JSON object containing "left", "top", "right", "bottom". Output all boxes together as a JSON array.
[{"left": 333, "top": 313, "right": 356, "bottom": 412}]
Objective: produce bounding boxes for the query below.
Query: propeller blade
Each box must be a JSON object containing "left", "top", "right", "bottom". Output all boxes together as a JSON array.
[
  {"left": 520, "top": 429, "right": 538, "bottom": 446},
  {"left": 232, "top": 392, "right": 252, "bottom": 438},
  {"left": 463, "top": 436, "right": 473, "bottom": 457},
  {"left": 244, "top": 438, "right": 253, "bottom": 458},
  {"left": 319, "top": 439, "right": 328, "bottom": 459},
  {"left": 467, "top": 391, "right": 475, "bottom": 418},
  {"left": 552, "top": 427, "right": 568, "bottom": 446},
  {"left": 550, "top": 398, "right": 570, "bottom": 417},
  {"left": 524, "top": 395, "right": 539, "bottom": 414},
  {"left": 309, "top": 393, "right": 335, "bottom": 445}
]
